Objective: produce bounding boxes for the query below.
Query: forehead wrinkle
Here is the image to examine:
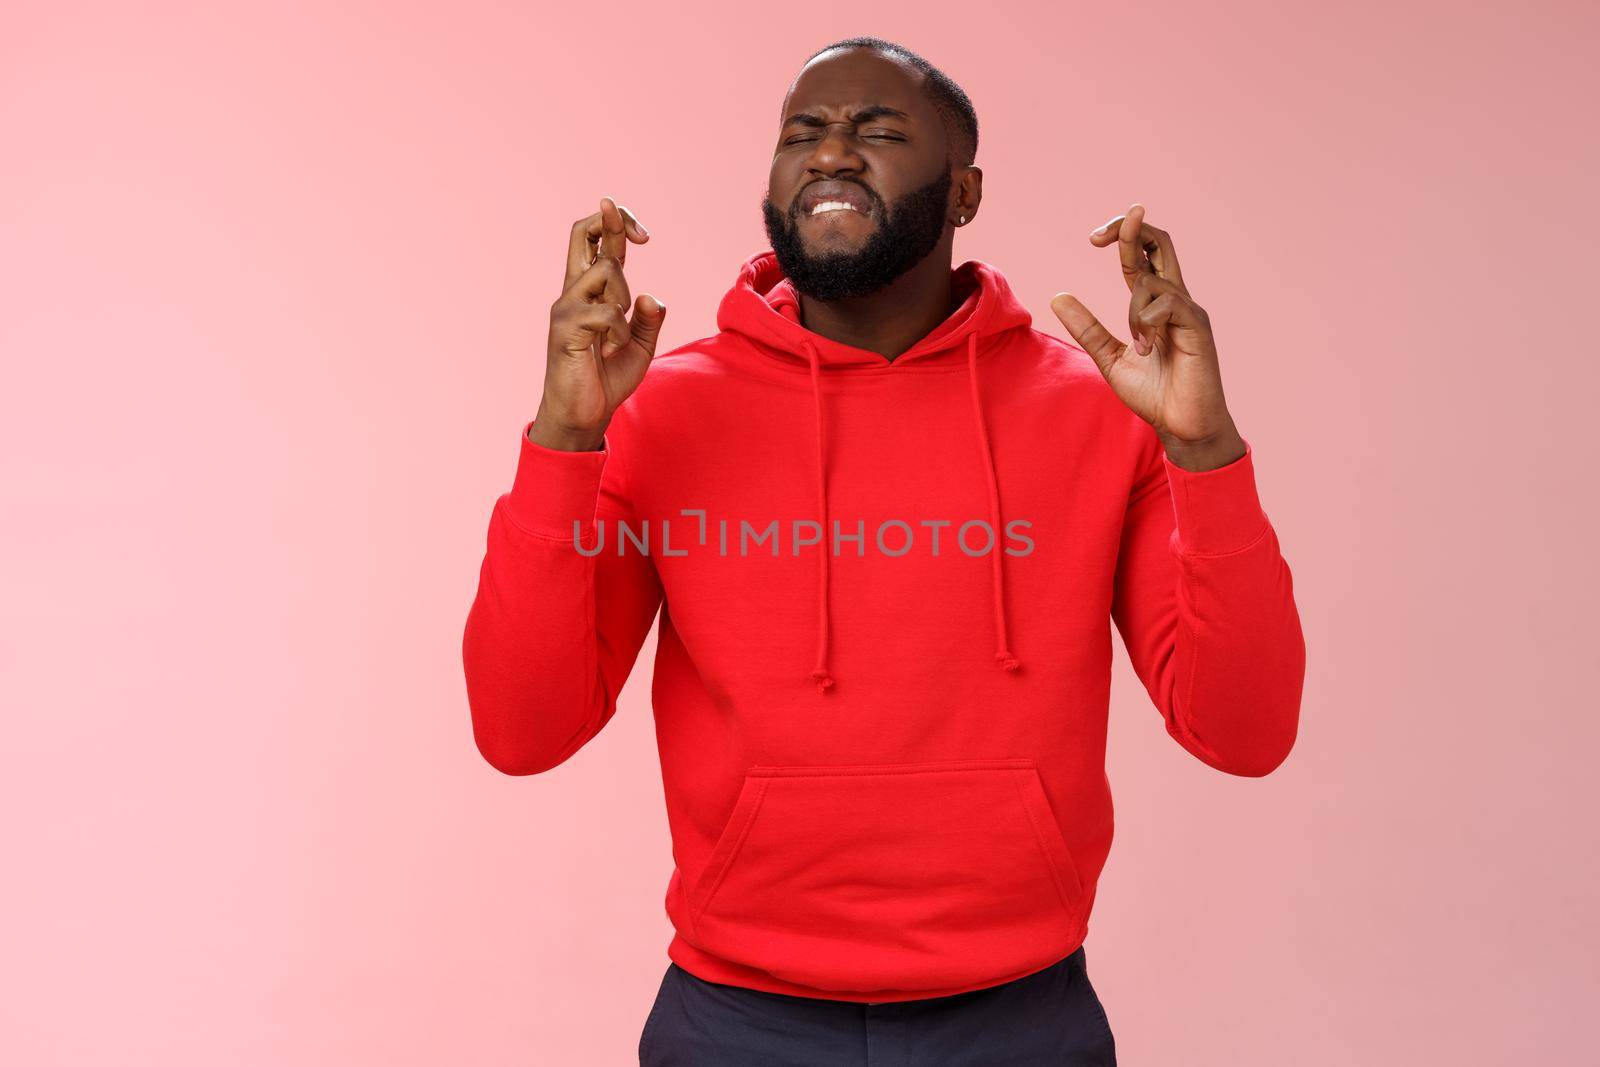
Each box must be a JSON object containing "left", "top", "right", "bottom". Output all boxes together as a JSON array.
[{"left": 782, "top": 104, "right": 914, "bottom": 128}]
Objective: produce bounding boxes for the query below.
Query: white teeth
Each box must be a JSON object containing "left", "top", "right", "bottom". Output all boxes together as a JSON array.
[{"left": 809, "top": 201, "right": 859, "bottom": 215}]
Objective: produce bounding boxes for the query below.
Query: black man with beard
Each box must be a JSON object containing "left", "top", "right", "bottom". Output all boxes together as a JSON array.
[{"left": 464, "top": 35, "right": 1305, "bottom": 1066}]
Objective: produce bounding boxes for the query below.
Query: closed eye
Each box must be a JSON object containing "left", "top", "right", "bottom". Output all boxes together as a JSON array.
[{"left": 783, "top": 132, "right": 907, "bottom": 146}]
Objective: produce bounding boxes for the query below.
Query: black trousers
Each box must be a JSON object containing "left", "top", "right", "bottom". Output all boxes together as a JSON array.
[{"left": 638, "top": 945, "right": 1117, "bottom": 1066}]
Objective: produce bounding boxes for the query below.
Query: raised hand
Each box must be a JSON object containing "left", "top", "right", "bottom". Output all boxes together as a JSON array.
[
  {"left": 530, "top": 196, "right": 667, "bottom": 452},
  {"left": 1050, "top": 204, "right": 1246, "bottom": 472}
]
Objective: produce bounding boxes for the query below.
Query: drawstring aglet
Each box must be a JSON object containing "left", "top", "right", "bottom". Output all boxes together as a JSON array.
[
  {"left": 995, "top": 651, "right": 1021, "bottom": 672},
  {"left": 810, "top": 668, "right": 836, "bottom": 692}
]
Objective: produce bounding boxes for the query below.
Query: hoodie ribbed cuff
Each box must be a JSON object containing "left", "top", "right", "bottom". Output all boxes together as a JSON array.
[
  {"left": 502, "top": 419, "right": 608, "bottom": 540},
  {"left": 1162, "top": 440, "right": 1270, "bottom": 557}
]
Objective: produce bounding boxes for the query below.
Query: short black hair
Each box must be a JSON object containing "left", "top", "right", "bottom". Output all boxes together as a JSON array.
[{"left": 798, "top": 37, "right": 979, "bottom": 166}]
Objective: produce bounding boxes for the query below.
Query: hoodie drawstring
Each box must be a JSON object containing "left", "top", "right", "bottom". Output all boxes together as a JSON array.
[
  {"left": 802, "top": 339, "right": 836, "bottom": 693},
  {"left": 966, "top": 333, "right": 1021, "bottom": 672},
  {"left": 800, "top": 333, "right": 1020, "bottom": 694}
]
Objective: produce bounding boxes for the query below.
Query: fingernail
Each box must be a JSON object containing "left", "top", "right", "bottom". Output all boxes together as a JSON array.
[{"left": 637, "top": 222, "right": 651, "bottom": 237}]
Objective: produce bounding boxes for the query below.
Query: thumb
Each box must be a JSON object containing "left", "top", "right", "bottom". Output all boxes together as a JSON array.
[
  {"left": 1050, "top": 292, "right": 1127, "bottom": 379},
  {"left": 629, "top": 292, "right": 668, "bottom": 356}
]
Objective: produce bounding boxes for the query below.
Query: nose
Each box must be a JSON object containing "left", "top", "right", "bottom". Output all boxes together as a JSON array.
[{"left": 803, "top": 124, "right": 865, "bottom": 179}]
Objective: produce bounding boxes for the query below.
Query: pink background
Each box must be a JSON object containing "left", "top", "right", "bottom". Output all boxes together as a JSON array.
[{"left": 3, "top": 1, "right": 1596, "bottom": 1063}]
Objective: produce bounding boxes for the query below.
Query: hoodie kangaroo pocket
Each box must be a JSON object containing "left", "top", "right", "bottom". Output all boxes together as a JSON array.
[{"left": 684, "top": 757, "right": 1085, "bottom": 996}]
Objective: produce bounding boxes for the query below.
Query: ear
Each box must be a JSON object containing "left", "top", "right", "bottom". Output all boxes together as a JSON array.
[{"left": 953, "top": 165, "right": 983, "bottom": 226}]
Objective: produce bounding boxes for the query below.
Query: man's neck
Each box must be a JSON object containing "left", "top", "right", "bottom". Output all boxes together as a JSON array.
[{"left": 796, "top": 247, "right": 957, "bottom": 361}]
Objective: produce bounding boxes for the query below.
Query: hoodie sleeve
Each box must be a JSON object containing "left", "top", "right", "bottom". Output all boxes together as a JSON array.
[
  {"left": 1110, "top": 430, "right": 1305, "bottom": 777},
  {"left": 462, "top": 419, "right": 664, "bottom": 775}
]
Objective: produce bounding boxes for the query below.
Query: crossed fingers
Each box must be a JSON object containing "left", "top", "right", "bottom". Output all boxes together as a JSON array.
[
  {"left": 563, "top": 195, "right": 650, "bottom": 292},
  {"left": 1089, "top": 203, "right": 1188, "bottom": 297}
]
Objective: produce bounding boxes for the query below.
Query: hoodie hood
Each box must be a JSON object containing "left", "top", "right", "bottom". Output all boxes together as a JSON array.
[
  {"left": 717, "top": 250, "right": 1035, "bottom": 693},
  {"left": 717, "top": 249, "right": 1033, "bottom": 369}
]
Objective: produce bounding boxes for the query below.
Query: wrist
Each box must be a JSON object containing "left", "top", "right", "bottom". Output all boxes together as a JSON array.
[
  {"left": 528, "top": 403, "right": 607, "bottom": 452},
  {"left": 1159, "top": 421, "right": 1247, "bottom": 473}
]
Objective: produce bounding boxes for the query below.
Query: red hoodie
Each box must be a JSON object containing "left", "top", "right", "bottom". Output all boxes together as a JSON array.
[{"left": 463, "top": 249, "right": 1305, "bottom": 1003}]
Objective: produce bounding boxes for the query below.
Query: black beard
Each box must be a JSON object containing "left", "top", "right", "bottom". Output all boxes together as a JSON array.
[{"left": 762, "top": 169, "right": 953, "bottom": 302}]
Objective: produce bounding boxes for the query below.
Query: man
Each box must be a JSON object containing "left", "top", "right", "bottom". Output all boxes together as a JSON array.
[{"left": 463, "top": 36, "right": 1305, "bottom": 1066}]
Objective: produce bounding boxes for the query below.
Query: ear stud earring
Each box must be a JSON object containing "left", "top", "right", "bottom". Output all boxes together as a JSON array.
[{"left": 958, "top": 215, "right": 966, "bottom": 224}]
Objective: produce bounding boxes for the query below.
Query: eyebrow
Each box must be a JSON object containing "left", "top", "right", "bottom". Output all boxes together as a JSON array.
[{"left": 782, "top": 105, "right": 912, "bottom": 128}]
